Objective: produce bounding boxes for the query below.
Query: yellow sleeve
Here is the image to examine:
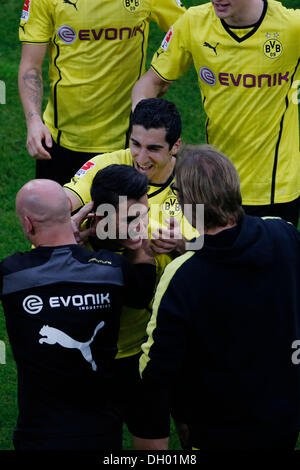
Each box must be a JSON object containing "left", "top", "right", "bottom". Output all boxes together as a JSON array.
[
  {"left": 289, "top": 9, "right": 300, "bottom": 56},
  {"left": 19, "top": 0, "right": 53, "bottom": 43},
  {"left": 63, "top": 149, "right": 133, "bottom": 206},
  {"left": 151, "top": 10, "right": 192, "bottom": 82},
  {"left": 150, "top": 0, "right": 185, "bottom": 32},
  {"left": 154, "top": 253, "right": 172, "bottom": 280}
]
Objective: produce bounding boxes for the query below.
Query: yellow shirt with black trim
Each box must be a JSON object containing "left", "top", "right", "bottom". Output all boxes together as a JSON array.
[
  {"left": 19, "top": 0, "right": 185, "bottom": 153},
  {"left": 64, "top": 148, "right": 198, "bottom": 240},
  {"left": 116, "top": 252, "right": 171, "bottom": 358},
  {"left": 151, "top": 0, "right": 300, "bottom": 205},
  {"left": 84, "top": 228, "right": 172, "bottom": 359}
]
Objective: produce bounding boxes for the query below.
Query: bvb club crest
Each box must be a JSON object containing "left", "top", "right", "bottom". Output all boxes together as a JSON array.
[
  {"left": 162, "top": 196, "right": 182, "bottom": 218},
  {"left": 123, "top": 0, "right": 140, "bottom": 13},
  {"left": 263, "top": 38, "right": 283, "bottom": 59}
]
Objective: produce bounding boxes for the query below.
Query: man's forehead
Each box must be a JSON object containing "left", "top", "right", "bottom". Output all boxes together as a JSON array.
[{"left": 131, "top": 125, "right": 168, "bottom": 144}]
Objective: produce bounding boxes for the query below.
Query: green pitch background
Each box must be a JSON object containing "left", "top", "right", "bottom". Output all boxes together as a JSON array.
[{"left": 0, "top": 0, "right": 299, "bottom": 450}]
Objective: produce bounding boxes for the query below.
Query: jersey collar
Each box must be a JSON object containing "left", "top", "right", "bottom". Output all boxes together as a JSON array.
[
  {"left": 220, "top": 0, "right": 268, "bottom": 43},
  {"left": 148, "top": 172, "right": 175, "bottom": 199}
]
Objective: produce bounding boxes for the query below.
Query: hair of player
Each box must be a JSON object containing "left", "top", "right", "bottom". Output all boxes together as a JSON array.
[
  {"left": 130, "top": 98, "right": 182, "bottom": 149},
  {"left": 91, "top": 164, "right": 148, "bottom": 210},
  {"left": 175, "top": 144, "right": 244, "bottom": 229}
]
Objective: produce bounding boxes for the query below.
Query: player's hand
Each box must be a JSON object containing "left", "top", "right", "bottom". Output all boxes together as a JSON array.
[
  {"left": 151, "top": 218, "right": 185, "bottom": 254},
  {"left": 26, "top": 115, "right": 52, "bottom": 160},
  {"left": 157, "top": 81, "right": 171, "bottom": 98},
  {"left": 125, "top": 239, "right": 156, "bottom": 265},
  {"left": 71, "top": 202, "right": 95, "bottom": 245}
]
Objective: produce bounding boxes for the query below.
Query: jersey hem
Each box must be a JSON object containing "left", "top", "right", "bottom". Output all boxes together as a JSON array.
[
  {"left": 20, "top": 40, "right": 49, "bottom": 44},
  {"left": 45, "top": 124, "right": 124, "bottom": 153},
  {"left": 151, "top": 65, "right": 174, "bottom": 82},
  {"left": 242, "top": 191, "right": 300, "bottom": 206},
  {"left": 64, "top": 186, "right": 85, "bottom": 207}
]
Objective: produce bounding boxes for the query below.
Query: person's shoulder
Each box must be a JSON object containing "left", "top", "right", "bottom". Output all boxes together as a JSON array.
[
  {"left": 0, "top": 251, "right": 26, "bottom": 274},
  {"left": 73, "top": 245, "right": 125, "bottom": 268},
  {"left": 87, "top": 148, "right": 132, "bottom": 168},
  {"left": 186, "top": 2, "right": 215, "bottom": 18},
  {"left": 250, "top": 215, "right": 300, "bottom": 242},
  {"left": 158, "top": 250, "right": 196, "bottom": 286},
  {"left": 0, "top": 247, "right": 53, "bottom": 275},
  {"left": 261, "top": 215, "right": 298, "bottom": 229},
  {"left": 92, "top": 148, "right": 133, "bottom": 167},
  {"left": 65, "top": 148, "right": 133, "bottom": 188},
  {"left": 268, "top": 0, "right": 300, "bottom": 22}
]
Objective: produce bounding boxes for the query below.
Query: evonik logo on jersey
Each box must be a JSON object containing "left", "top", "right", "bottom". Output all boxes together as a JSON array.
[
  {"left": 199, "top": 66, "right": 290, "bottom": 88},
  {"left": 57, "top": 24, "right": 144, "bottom": 44},
  {"left": 50, "top": 293, "right": 111, "bottom": 310},
  {"left": 23, "top": 293, "right": 111, "bottom": 314},
  {"left": 23, "top": 295, "right": 43, "bottom": 314}
]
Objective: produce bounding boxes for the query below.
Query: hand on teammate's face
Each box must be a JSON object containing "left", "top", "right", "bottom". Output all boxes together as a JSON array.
[
  {"left": 71, "top": 202, "right": 95, "bottom": 245},
  {"left": 150, "top": 217, "right": 184, "bottom": 254}
]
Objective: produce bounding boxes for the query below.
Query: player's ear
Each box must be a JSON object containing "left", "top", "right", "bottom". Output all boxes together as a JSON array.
[
  {"left": 170, "top": 137, "right": 181, "bottom": 156},
  {"left": 24, "top": 215, "right": 34, "bottom": 235}
]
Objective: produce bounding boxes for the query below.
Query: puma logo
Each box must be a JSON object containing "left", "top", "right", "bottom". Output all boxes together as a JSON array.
[
  {"left": 39, "top": 321, "right": 105, "bottom": 371},
  {"left": 203, "top": 42, "right": 219, "bottom": 56},
  {"left": 63, "top": 0, "right": 79, "bottom": 10},
  {"left": 19, "top": 24, "right": 26, "bottom": 33}
]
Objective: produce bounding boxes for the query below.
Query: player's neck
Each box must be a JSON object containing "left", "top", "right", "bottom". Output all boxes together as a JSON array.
[
  {"left": 223, "top": 0, "right": 264, "bottom": 28},
  {"left": 32, "top": 225, "right": 77, "bottom": 247},
  {"left": 149, "top": 156, "right": 176, "bottom": 185}
]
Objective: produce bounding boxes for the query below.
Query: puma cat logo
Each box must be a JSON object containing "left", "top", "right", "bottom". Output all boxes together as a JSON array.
[
  {"left": 39, "top": 321, "right": 105, "bottom": 371},
  {"left": 203, "top": 42, "right": 219, "bottom": 56},
  {"left": 63, "top": 0, "right": 79, "bottom": 10}
]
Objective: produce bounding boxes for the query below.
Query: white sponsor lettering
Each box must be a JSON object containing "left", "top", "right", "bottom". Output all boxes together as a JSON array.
[{"left": 49, "top": 294, "right": 110, "bottom": 309}]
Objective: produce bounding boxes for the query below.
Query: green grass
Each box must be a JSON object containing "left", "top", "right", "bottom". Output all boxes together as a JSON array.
[{"left": 0, "top": 0, "right": 300, "bottom": 451}]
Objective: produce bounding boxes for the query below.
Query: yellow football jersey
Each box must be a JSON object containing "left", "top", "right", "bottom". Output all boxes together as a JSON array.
[
  {"left": 116, "top": 252, "right": 171, "bottom": 358},
  {"left": 151, "top": 0, "right": 300, "bottom": 205},
  {"left": 64, "top": 148, "right": 197, "bottom": 240},
  {"left": 84, "top": 234, "right": 171, "bottom": 359},
  {"left": 19, "top": 0, "right": 185, "bottom": 153}
]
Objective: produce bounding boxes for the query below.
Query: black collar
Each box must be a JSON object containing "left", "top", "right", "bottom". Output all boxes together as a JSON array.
[{"left": 221, "top": 0, "right": 267, "bottom": 43}]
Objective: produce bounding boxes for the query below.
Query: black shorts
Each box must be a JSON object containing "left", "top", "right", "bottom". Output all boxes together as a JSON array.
[
  {"left": 112, "top": 354, "right": 170, "bottom": 439},
  {"left": 36, "top": 139, "right": 99, "bottom": 186},
  {"left": 243, "top": 196, "right": 300, "bottom": 227}
]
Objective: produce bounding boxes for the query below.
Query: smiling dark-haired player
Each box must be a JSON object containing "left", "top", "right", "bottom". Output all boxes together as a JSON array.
[
  {"left": 64, "top": 98, "right": 197, "bottom": 254},
  {"left": 132, "top": 0, "right": 300, "bottom": 226}
]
